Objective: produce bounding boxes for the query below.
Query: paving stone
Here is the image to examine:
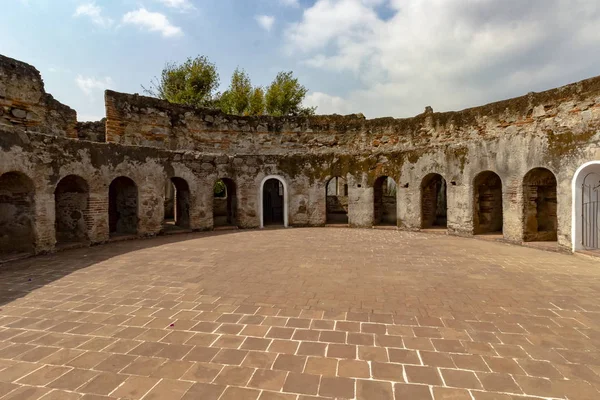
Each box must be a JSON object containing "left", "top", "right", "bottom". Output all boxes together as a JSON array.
[
  {"left": 337, "top": 359, "right": 370, "bottom": 378},
  {"left": 319, "top": 376, "right": 355, "bottom": 398},
  {"left": 283, "top": 372, "right": 320, "bottom": 395},
  {"left": 304, "top": 356, "right": 337, "bottom": 376},
  {"left": 248, "top": 368, "right": 288, "bottom": 391},
  {"left": 181, "top": 383, "right": 225, "bottom": 400},
  {"left": 47, "top": 368, "right": 99, "bottom": 391},
  {"left": 180, "top": 362, "right": 222, "bottom": 382},
  {"left": 109, "top": 375, "right": 158, "bottom": 399},
  {"left": 432, "top": 386, "right": 473, "bottom": 399},
  {"left": 356, "top": 380, "right": 393, "bottom": 400},
  {"left": 404, "top": 365, "right": 443, "bottom": 385},
  {"left": 273, "top": 354, "right": 306, "bottom": 373},
  {"left": 213, "top": 365, "right": 255, "bottom": 386},
  {"left": 387, "top": 348, "right": 420, "bottom": 364},
  {"left": 141, "top": 379, "right": 193, "bottom": 400},
  {"left": 16, "top": 365, "right": 71, "bottom": 386},
  {"left": 394, "top": 383, "right": 433, "bottom": 399},
  {"left": 78, "top": 372, "right": 127, "bottom": 396},
  {"left": 219, "top": 386, "right": 260, "bottom": 400},
  {"left": 372, "top": 361, "right": 404, "bottom": 381},
  {"left": 477, "top": 372, "right": 522, "bottom": 394},
  {"left": 441, "top": 368, "right": 483, "bottom": 389}
]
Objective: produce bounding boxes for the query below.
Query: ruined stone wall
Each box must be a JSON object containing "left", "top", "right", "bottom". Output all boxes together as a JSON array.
[
  {"left": 0, "top": 55, "right": 77, "bottom": 138},
  {"left": 2, "top": 54, "right": 600, "bottom": 258},
  {"left": 105, "top": 77, "right": 600, "bottom": 157},
  {"left": 77, "top": 119, "right": 106, "bottom": 142}
]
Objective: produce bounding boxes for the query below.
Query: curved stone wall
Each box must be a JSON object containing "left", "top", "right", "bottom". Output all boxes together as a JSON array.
[{"left": 1, "top": 54, "right": 600, "bottom": 258}]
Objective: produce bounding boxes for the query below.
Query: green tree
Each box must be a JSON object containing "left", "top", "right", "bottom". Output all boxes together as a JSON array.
[
  {"left": 143, "top": 55, "right": 220, "bottom": 108},
  {"left": 219, "top": 68, "right": 266, "bottom": 116},
  {"left": 219, "top": 68, "right": 253, "bottom": 115},
  {"left": 265, "top": 71, "right": 316, "bottom": 117},
  {"left": 248, "top": 87, "right": 265, "bottom": 116},
  {"left": 214, "top": 179, "right": 226, "bottom": 197}
]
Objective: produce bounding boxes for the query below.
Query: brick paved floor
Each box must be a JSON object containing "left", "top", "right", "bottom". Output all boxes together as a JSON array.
[{"left": 0, "top": 228, "right": 599, "bottom": 400}]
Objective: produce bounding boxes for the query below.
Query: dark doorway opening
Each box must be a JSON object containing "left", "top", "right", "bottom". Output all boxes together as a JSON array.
[
  {"left": 523, "top": 168, "right": 557, "bottom": 242},
  {"left": 164, "top": 177, "right": 191, "bottom": 231},
  {"left": 326, "top": 176, "right": 348, "bottom": 224},
  {"left": 374, "top": 176, "right": 397, "bottom": 226},
  {"left": 473, "top": 171, "right": 503, "bottom": 235},
  {"left": 214, "top": 178, "right": 237, "bottom": 227},
  {"left": 263, "top": 178, "right": 284, "bottom": 226},
  {"left": 0, "top": 172, "right": 36, "bottom": 255},
  {"left": 421, "top": 173, "right": 447, "bottom": 228}
]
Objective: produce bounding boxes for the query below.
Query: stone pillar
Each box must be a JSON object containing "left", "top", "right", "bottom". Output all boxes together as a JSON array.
[
  {"left": 447, "top": 182, "right": 471, "bottom": 236},
  {"left": 137, "top": 182, "right": 163, "bottom": 236},
  {"left": 87, "top": 190, "right": 109, "bottom": 243},
  {"left": 348, "top": 174, "right": 373, "bottom": 227},
  {"left": 35, "top": 192, "right": 55, "bottom": 253},
  {"left": 502, "top": 175, "right": 524, "bottom": 243}
]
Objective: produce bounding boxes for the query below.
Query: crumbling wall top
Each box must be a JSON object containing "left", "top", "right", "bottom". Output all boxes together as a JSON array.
[{"left": 0, "top": 54, "right": 77, "bottom": 138}]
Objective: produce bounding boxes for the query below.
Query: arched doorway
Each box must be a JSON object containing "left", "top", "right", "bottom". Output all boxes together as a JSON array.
[
  {"left": 473, "top": 171, "right": 503, "bottom": 235},
  {"left": 421, "top": 173, "right": 447, "bottom": 229},
  {"left": 214, "top": 178, "right": 237, "bottom": 227},
  {"left": 109, "top": 177, "right": 138, "bottom": 236},
  {"left": 260, "top": 176, "right": 287, "bottom": 228},
  {"left": 164, "top": 177, "right": 190, "bottom": 231},
  {"left": 374, "top": 176, "right": 397, "bottom": 226},
  {"left": 573, "top": 162, "right": 600, "bottom": 251},
  {"left": 523, "top": 168, "right": 557, "bottom": 242},
  {"left": 0, "top": 172, "right": 35, "bottom": 255},
  {"left": 326, "top": 176, "right": 348, "bottom": 224},
  {"left": 55, "top": 175, "right": 89, "bottom": 245}
]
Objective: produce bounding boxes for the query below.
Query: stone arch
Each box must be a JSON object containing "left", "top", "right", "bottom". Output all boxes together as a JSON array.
[
  {"left": 164, "top": 177, "right": 190, "bottom": 230},
  {"left": 109, "top": 176, "right": 138, "bottom": 235},
  {"left": 473, "top": 171, "right": 503, "bottom": 235},
  {"left": 260, "top": 175, "right": 288, "bottom": 228},
  {"left": 523, "top": 168, "right": 557, "bottom": 242},
  {"left": 214, "top": 178, "right": 238, "bottom": 227},
  {"left": 572, "top": 161, "right": 600, "bottom": 251},
  {"left": 54, "top": 175, "right": 90, "bottom": 245},
  {"left": 421, "top": 173, "right": 447, "bottom": 229},
  {"left": 326, "top": 176, "right": 348, "bottom": 224},
  {"left": 374, "top": 176, "right": 397, "bottom": 226},
  {"left": 0, "top": 171, "right": 36, "bottom": 255}
]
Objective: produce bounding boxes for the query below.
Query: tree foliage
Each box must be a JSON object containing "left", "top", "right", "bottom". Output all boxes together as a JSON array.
[
  {"left": 145, "top": 56, "right": 315, "bottom": 116},
  {"left": 214, "top": 179, "right": 226, "bottom": 197},
  {"left": 265, "top": 71, "right": 316, "bottom": 117},
  {"left": 143, "top": 56, "right": 220, "bottom": 108},
  {"left": 219, "top": 68, "right": 263, "bottom": 116}
]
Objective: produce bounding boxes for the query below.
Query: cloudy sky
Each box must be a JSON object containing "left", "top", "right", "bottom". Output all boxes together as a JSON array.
[{"left": 2, "top": 0, "right": 599, "bottom": 121}]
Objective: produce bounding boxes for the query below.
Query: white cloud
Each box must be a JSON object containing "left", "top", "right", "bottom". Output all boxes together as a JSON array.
[
  {"left": 76, "top": 75, "right": 114, "bottom": 97},
  {"left": 157, "top": 0, "right": 195, "bottom": 11},
  {"left": 304, "top": 92, "right": 354, "bottom": 115},
  {"left": 122, "top": 8, "right": 183, "bottom": 37},
  {"left": 286, "top": 0, "right": 600, "bottom": 118},
  {"left": 74, "top": 2, "right": 114, "bottom": 28},
  {"left": 256, "top": 15, "right": 275, "bottom": 32}
]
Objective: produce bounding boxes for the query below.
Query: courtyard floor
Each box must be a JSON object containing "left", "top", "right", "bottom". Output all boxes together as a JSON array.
[{"left": 0, "top": 228, "right": 599, "bottom": 400}]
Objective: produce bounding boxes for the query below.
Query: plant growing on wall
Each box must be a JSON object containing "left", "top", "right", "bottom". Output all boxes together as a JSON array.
[
  {"left": 143, "top": 56, "right": 220, "bottom": 108},
  {"left": 265, "top": 71, "right": 316, "bottom": 117},
  {"left": 144, "top": 57, "right": 315, "bottom": 116},
  {"left": 219, "top": 68, "right": 265, "bottom": 116},
  {"left": 214, "top": 179, "right": 227, "bottom": 198}
]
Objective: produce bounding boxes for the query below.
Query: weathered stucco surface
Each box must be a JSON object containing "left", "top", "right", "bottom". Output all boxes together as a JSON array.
[{"left": 1, "top": 54, "right": 600, "bottom": 257}]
